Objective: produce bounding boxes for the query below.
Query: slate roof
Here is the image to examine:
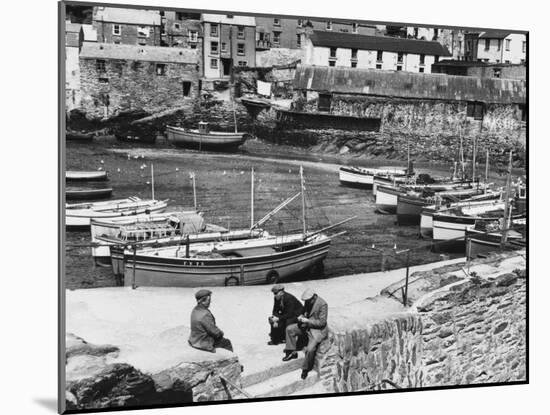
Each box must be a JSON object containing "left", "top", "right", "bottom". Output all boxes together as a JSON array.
[
  {"left": 479, "top": 31, "right": 512, "bottom": 39},
  {"left": 94, "top": 7, "right": 161, "bottom": 26},
  {"left": 309, "top": 30, "right": 451, "bottom": 56},
  {"left": 79, "top": 42, "right": 199, "bottom": 64},
  {"left": 293, "top": 64, "right": 526, "bottom": 104},
  {"left": 201, "top": 14, "right": 256, "bottom": 27}
]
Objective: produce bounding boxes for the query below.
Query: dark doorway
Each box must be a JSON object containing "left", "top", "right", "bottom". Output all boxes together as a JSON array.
[{"left": 221, "top": 58, "right": 232, "bottom": 77}]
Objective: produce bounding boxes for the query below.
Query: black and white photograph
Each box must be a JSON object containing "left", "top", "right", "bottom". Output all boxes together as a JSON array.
[{"left": 59, "top": 0, "right": 528, "bottom": 413}]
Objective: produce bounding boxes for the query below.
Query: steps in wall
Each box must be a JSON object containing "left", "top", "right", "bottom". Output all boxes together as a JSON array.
[{"left": 244, "top": 368, "right": 320, "bottom": 398}]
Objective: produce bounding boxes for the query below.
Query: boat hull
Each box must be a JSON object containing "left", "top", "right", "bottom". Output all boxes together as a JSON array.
[
  {"left": 465, "top": 229, "right": 524, "bottom": 259},
  {"left": 66, "top": 171, "right": 108, "bottom": 181},
  {"left": 123, "top": 239, "right": 331, "bottom": 287},
  {"left": 397, "top": 195, "right": 428, "bottom": 225},
  {"left": 375, "top": 186, "right": 400, "bottom": 214},
  {"left": 166, "top": 126, "right": 246, "bottom": 150},
  {"left": 338, "top": 167, "right": 374, "bottom": 189},
  {"left": 66, "top": 188, "right": 113, "bottom": 200}
]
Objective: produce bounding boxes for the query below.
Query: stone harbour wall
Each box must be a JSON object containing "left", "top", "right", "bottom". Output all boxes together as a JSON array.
[
  {"left": 314, "top": 251, "right": 526, "bottom": 394},
  {"left": 317, "top": 313, "right": 424, "bottom": 392},
  {"left": 418, "top": 271, "right": 527, "bottom": 386}
]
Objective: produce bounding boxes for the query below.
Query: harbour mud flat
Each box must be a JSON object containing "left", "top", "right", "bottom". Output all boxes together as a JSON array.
[{"left": 64, "top": 137, "right": 516, "bottom": 289}]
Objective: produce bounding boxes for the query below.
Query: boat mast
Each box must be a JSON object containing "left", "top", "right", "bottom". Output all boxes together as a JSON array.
[
  {"left": 191, "top": 172, "right": 197, "bottom": 210},
  {"left": 250, "top": 168, "right": 254, "bottom": 228},
  {"left": 500, "top": 151, "right": 513, "bottom": 246},
  {"left": 151, "top": 164, "right": 155, "bottom": 200},
  {"left": 229, "top": 24, "right": 238, "bottom": 134},
  {"left": 300, "top": 166, "right": 307, "bottom": 237},
  {"left": 485, "top": 149, "right": 489, "bottom": 194},
  {"left": 472, "top": 135, "right": 477, "bottom": 184}
]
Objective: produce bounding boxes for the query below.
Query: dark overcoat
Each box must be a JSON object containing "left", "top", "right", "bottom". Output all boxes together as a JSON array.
[
  {"left": 273, "top": 291, "right": 304, "bottom": 325},
  {"left": 188, "top": 304, "right": 224, "bottom": 352}
]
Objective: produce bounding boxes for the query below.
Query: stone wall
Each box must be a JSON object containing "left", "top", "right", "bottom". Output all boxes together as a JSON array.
[
  {"left": 280, "top": 94, "right": 526, "bottom": 167},
  {"left": 314, "top": 251, "right": 526, "bottom": 394},
  {"left": 317, "top": 312, "right": 424, "bottom": 392},
  {"left": 79, "top": 58, "right": 199, "bottom": 119}
]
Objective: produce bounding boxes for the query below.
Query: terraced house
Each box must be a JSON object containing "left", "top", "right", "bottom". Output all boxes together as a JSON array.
[
  {"left": 464, "top": 31, "right": 526, "bottom": 64},
  {"left": 93, "top": 7, "right": 162, "bottom": 46},
  {"left": 201, "top": 14, "right": 256, "bottom": 79},
  {"left": 303, "top": 31, "right": 451, "bottom": 73}
]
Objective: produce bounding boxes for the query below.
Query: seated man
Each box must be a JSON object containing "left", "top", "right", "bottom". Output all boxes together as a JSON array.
[
  {"left": 268, "top": 284, "right": 303, "bottom": 345},
  {"left": 282, "top": 288, "right": 328, "bottom": 379},
  {"left": 188, "top": 289, "right": 233, "bottom": 353}
]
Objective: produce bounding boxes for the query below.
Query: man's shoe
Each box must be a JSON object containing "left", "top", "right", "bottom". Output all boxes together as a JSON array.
[
  {"left": 282, "top": 352, "right": 298, "bottom": 362},
  {"left": 267, "top": 340, "right": 280, "bottom": 346},
  {"left": 301, "top": 370, "right": 308, "bottom": 380}
]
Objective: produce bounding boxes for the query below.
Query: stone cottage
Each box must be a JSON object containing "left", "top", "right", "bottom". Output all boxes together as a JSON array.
[{"left": 79, "top": 42, "right": 200, "bottom": 118}]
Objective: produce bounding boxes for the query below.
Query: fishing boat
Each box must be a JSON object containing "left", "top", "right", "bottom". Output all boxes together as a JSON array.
[
  {"left": 396, "top": 187, "right": 495, "bottom": 225},
  {"left": 122, "top": 167, "right": 351, "bottom": 288},
  {"left": 66, "top": 171, "right": 108, "bottom": 181},
  {"left": 339, "top": 166, "right": 409, "bottom": 189},
  {"left": 166, "top": 122, "right": 247, "bottom": 150},
  {"left": 465, "top": 218, "right": 526, "bottom": 259},
  {"left": 123, "top": 232, "right": 331, "bottom": 287},
  {"left": 66, "top": 187, "right": 113, "bottom": 201},
  {"left": 90, "top": 210, "right": 204, "bottom": 264},
  {"left": 66, "top": 130, "right": 95, "bottom": 141},
  {"left": 65, "top": 197, "right": 168, "bottom": 230}
]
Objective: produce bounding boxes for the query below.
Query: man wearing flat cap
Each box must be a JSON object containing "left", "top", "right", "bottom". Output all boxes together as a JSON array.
[
  {"left": 188, "top": 289, "right": 233, "bottom": 353},
  {"left": 282, "top": 288, "right": 328, "bottom": 380},
  {"left": 268, "top": 284, "right": 304, "bottom": 346}
]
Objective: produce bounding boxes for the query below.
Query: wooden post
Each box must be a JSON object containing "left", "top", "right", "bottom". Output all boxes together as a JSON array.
[
  {"left": 300, "top": 166, "right": 307, "bottom": 237},
  {"left": 132, "top": 245, "right": 137, "bottom": 289},
  {"left": 500, "top": 151, "right": 513, "bottom": 247},
  {"left": 403, "top": 250, "right": 411, "bottom": 306},
  {"left": 472, "top": 135, "right": 477, "bottom": 183},
  {"left": 485, "top": 149, "right": 489, "bottom": 193},
  {"left": 151, "top": 164, "right": 155, "bottom": 200}
]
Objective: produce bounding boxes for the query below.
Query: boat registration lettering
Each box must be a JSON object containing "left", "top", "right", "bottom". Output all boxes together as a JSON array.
[{"left": 182, "top": 260, "right": 205, "bottom": 266}]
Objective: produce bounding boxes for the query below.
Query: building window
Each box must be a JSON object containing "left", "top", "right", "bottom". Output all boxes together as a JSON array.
[
  {"left": 351, "top": 48, "right": 357, "bottom": 59},
  {"left": 352, "top": 23, "right": 358, "bottom": 33},
  {"left": 113, "top": 24, "right": 121, "bottom": 35},
  {"left": 211, "top": 41, "right": 219, "bottom": 54},
  {"left": 419, "top": 67, "right": 424, "bottom": 73},
  {"left": 221, "top": 42, "right": 227, "bottom": 52},
  {"left": 326, "top": 21, "right": 332, "bottom": 30},
  {"left": 96, "top": 59, "right": 106, "bottom": 73},
  {"left": 397, "top": 52, "right": 404, "bottom": 63},
  {"left": 351, "top": 61, "right": 357, "bottom": 68},
  {"left": 98, "top": 77, "right": 109, "bottom": 83},
  {"left": 522, "top": 41, "right": 526, "bottom": 53},
  {"left": 413, "top": 27, "right": 419, "bottom": 38},
  {"left": 328, "top": 60, "right": 336, "bottom": 67},
  {"left": 433, "top": 28, "right": 439, "bottom": 40},
  {"left": 174, "top": 23, "right": 181, "bottom": 30},
  {"left": 396, "top": 65, "right": 402, "bottom": 71},
  {"left": 419, "top": 54, "right": 425, "bottom": 65},
  {"left": 497, "top": 39, "right": 501, "bottom": 51},
  {"left": 434, "top": 55, "right": 439, "bottom": 63},
  {"left": 155, "top": 63, "right": 166, "bottom": 75},
  {"left": 182, "top": 81, "right": 192, "bottom": 97},
  {"left": 210, "top": 24, "right": 218, "bottom": 37},
  {"left": 274, "top": 18, "right": 280, "bottom": 26},
  {"left": 237, "top": 26, "right": 245, "bottom": 39},
  {"left": 318, "top": 93, "right": 331, "bottom": 111},
  {"left": 484, "top": 39, "right": 490, "bottom": 50},
  {"left": 494, "top": 68, "right": 501, "bottom": 78},
  {"left": 237, "top": 43, "right": 245, "bottom": 55},
  {"left": 114, "top": 60, "right": 125, "bottom": 76},
  {"left": 297, "top": 19, "right": 303, "bottom": 27},
  {"left": 458, "top": 40, "right": 462, "bottom": 51},
  {"left": 296, "top": 34, "right": 301, "bottom": 47},
  {"left": 376, "top": 63, "right": 382, "bottom": 69},
  {"left": 519, "top": 104, "right": 527, "bottom": 122},
  {"left": 505, "top": 39, "right": 511, "bottom": 51},
  {"left": 238, "top": 61, "right": 247, "bottom": 66},
  {"left": 376, "top": 50, "right": 383, "bottom": 62},
  {"left": 137, "top": 26, "right": 150, "bottom": 38},
  {"left": 467, "top": 101, "right": 485, "bottom": 120},
  {"left": 210, "top": 58, "right": 218, "bottom": 69},
  {"left": 273, "top": 31, "right": 281, "bottom": 45},
  {"left": 330, "top": 47, "right": 337, "bottom": 58},
  {"left": 189, "top": 31, "right": 198, "bottom": 42}
]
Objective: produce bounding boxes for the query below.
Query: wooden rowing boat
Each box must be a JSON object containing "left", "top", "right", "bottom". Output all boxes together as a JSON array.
[
  {"left": 339, "top": 166, "right": 409, "bottom": 189},
  {"left": 166, "top": 122, "right": 247, "bottom": 150},
  {"left": 66, "top": 187, "right": 113, "bottom": 201},
  {"left": 66, "top": 171, "right": 108, "bottom": 181},
  {"left": 65, "top": 197, "right": 168, "bottom": 229}
]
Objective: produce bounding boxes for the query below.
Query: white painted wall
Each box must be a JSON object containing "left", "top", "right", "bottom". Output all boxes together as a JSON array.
[
  {"left": 502, "top": 34, "right": 526, "bottom": 64},
  {"left": 203, "top": 22, "right": 221, "bottom": 79},
  {"left": 65, "top": 46, "right": 81, "bottom": 110}
]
